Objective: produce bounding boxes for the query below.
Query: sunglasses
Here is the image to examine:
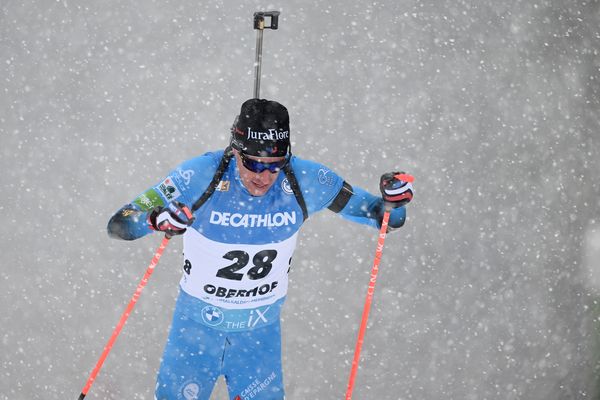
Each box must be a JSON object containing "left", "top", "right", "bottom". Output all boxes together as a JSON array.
[{"left": 239, "top": 152, "right": 289, "bottom": 174}]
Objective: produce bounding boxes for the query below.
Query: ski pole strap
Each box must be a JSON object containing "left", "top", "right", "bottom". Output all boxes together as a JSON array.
[
  {"left": 192, "top": 147, "right": 234, "bottom": 213},
  {"left": 283, "top": 162, "right": 308, "bottom": 222}
]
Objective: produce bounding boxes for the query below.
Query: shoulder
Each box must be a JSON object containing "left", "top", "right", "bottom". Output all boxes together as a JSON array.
[
  {"left": 170, "top": 150, "right": 223, "bottom": 190},
  {"left": 290, "top": 156, "right": 342, "bottom": 188},
  {"left": 288, "top": 156, "right": 344, "bottom": 214},
  {"left": 158, "top": 150, "right": 225, "bottom": 206},
  {"left": 178, "top": 150, "right": 223, "bottom": 172}
]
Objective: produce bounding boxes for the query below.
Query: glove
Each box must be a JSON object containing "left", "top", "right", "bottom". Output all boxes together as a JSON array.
[
  {"left": 380, "top": 172, "right": 414, "bottom": 208},
  {"left": 148, "top": 201, "right": 195, "bottom": 237}
]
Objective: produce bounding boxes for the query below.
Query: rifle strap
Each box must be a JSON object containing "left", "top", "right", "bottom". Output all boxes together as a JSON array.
[
  {"left": 192, "top": 148, "right": 309, "bottom": 223},
  {"left": 191, "top": 147, "right": 234, "bottom": 212}
]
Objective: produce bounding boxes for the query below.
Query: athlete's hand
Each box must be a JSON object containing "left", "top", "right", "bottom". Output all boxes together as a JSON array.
[
  {"left": 148, "top": 201, "right": 195, "bottom": 237},
  {"left": 380, "top": 172, "right": 414, "bottom": 208}
]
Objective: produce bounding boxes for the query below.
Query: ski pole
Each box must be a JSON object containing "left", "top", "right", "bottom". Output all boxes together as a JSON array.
[
  {"left": 252, "top": 11, "right": 280, "bottom": 98},
  {"left": 345, "top": 209, "right": 391, "bottom": 400},
  {"left": 78, "top": 235, "right": 171, "bottom": 400},
  {"left": 345, "top": 173, "right": 413, "bottom": 399}
]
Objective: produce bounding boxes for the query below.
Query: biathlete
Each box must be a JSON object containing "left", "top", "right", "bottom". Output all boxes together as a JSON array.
[{"left": 107, "top": 98, "right": 414, "bottom": 400}]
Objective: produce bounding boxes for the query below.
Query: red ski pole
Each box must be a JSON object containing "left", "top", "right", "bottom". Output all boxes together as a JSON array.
[
  {"left": 345, "top": 209, "right": 390, "bottom": 400},
  {"left": 78, "top": 235, "right": 171, "bottom": 400},
  {"left": 345, "top": 173, "right": 413, "bottom": 400}
]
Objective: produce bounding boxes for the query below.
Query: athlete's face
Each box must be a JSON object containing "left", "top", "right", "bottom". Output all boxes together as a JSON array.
[{"left": 235, "top": 150, "right": 285, "bottom": 196}]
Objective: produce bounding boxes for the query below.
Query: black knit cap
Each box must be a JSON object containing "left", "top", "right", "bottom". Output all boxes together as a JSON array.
[{"left": 230, "top": 98, "right": 290, "bottom": 157}]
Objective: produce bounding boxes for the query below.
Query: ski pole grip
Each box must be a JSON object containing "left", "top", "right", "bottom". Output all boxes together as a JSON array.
[
  {"left": 254, "top": 11, "right": 280, "bottom": 30},
  {"left": 395, "top": 173, "right": 414, "bottom": 183}
]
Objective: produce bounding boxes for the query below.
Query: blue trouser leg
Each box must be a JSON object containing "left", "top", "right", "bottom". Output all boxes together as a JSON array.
[
  {"left": 155, "top": 292, "right": 286, "bottom": 400},
  {"left": 155, "top": 313, "right": 225, "bottom": 400},
  {"left": 223, "top": 321, "right": 285, "bottom": 400}
]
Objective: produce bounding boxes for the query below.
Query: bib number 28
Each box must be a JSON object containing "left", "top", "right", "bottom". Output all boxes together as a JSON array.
[{"left": 216, "top": 249, "right": 278, "bottom": 281}]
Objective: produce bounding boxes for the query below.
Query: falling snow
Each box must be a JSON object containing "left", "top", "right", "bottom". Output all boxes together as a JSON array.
[{"left": 1, "top": 1, "right": 599, "bottom": 399}]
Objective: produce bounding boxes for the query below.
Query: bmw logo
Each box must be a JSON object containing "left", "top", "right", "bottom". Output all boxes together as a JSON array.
[{"left": 201, "top": 305, "right": 224, "bottom": 326}]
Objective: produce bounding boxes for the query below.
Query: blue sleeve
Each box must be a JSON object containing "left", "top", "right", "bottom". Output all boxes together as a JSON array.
[
  {"left": 107, "top": 151, "right": 221, "bottom": 240},
  {"left": 338, "top": 185, "right": 406, "bottom": 229},
  {"left": 292, "top": 156, "right": 405, "bottom": 229},
  {"left": 290, "top": 157, "right": 345, "bottom": 216}
]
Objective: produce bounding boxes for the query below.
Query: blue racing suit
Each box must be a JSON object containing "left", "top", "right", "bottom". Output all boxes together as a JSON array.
[{"left": 107, "top": 149, "right": 406, "bottom": 400}]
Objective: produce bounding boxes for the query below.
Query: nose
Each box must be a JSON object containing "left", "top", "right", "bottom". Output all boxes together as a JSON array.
[{"left": 256, "top": 169, "right": 273, "bottom": 182}]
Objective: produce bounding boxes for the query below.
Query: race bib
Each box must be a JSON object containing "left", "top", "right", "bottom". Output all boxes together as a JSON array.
[{"left": 180, "top": 228, "right": 298, "bottom": 310}]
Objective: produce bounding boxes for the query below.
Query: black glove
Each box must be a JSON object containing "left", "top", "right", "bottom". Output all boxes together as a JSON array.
[
  {"left": 380, "top": 172, "right": 414, "bottom": 208},
  {"left": 148, "top": 201, "right": 195, "bottom": 237}
]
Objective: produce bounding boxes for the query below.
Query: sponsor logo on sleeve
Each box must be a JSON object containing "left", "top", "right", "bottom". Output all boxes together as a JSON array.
[
  {"left": 158, "top": 177, "right": 182, "bottom": 201},
  {"left": 177, "top": 168, "right": 195, "bottom": 186},
  {"left": 133, "top": 189, "right": 165, "bottom": 211},
  {"left": 121, "top": 208, "right": 135, "bottom": 217},
  {"left": 318, "top": 168, "right": 335, "bottom": 186}
]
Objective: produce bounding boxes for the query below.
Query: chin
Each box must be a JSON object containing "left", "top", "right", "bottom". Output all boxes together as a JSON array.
[
  {"left": 251, "top": 189, "right": 269, "bottom": 196},
  {"left": 250, "top": 183, "right": 271, "bottom": 196}
]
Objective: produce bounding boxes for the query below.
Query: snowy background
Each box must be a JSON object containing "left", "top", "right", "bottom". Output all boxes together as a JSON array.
[{"left": 2, "top": 1, "right": 600, "bottom": 399}]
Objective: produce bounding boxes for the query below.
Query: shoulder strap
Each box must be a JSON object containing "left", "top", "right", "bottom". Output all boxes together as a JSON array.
[
  {"left": 191, "top": 148, "right": 308, "bottom": 222},
  {"left": 283, "top": 161, "right": 309, "bottom": 222},
  {"left": 191, "top": 147, "right": 234, "bottom": 212}
]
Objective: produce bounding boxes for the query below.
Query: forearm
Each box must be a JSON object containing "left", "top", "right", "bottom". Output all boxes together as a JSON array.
[
  {"left": 338, "top": 185, "right": 406, "bottom": 229},
  {"left": 107, "top": 178, "right": 178, "bottom": 241},
  {"left": 107, "top": 204, "right": 153, "bottom": 240}
]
